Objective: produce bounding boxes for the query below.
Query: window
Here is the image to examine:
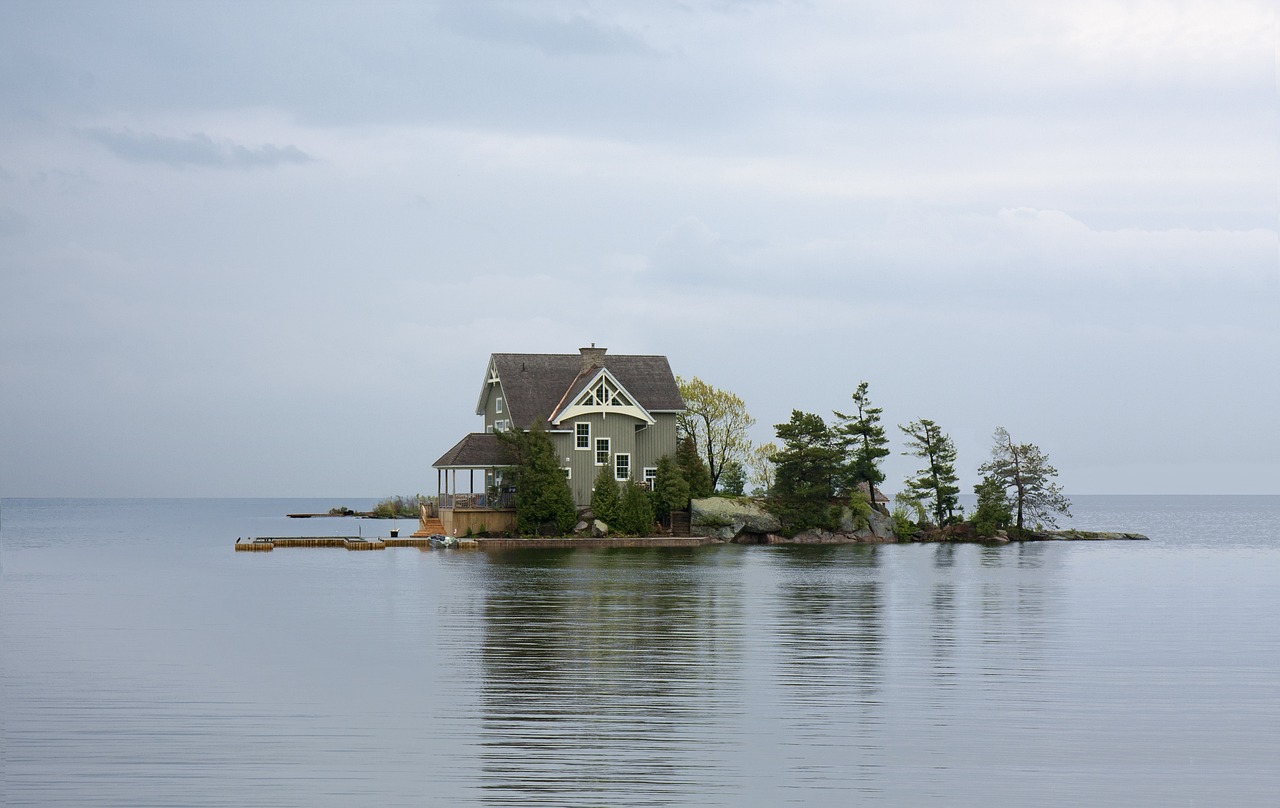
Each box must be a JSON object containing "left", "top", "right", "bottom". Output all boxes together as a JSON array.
[
  {"left": 493, "top": 419, "right": 510, "bottom": 432},
  {"left": 643, "top": 467, "right": 657, "bottom": 487},
  {"left": 615, "top": 453, "right": 630, "bottom": 481},
  {"left": 595, "top": 437, "right": 610, "bottom": 466},
  {"left": 576, "top": 422, "right": 591, "bottom": 450},
  {"left": 496, "top": 396, "right": 503, "bottom": 414},
  {"left": 562, "top": 467, "right": 572, "bottom": 480}
]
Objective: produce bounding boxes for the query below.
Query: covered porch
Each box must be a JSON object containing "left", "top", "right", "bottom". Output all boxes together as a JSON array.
[{"left": 433, "top": 432, "right": 518, "bottom": 536}]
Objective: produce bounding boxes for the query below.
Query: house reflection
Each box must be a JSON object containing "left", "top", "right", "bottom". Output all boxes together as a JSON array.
[{"left": 473, "top": 547, "right": 745, "bottom": 806}]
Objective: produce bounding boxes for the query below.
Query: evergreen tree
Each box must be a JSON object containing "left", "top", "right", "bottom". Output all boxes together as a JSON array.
[
  {"left": 978, "top": 427, "right": 1071, "bottom": 532},
  {"left": 833, "top": 381, "right": 890, "bottom": 504},
  {"left": 719, "top": 460, "right": 747, "bottom": 496},
  {"left": 676, "top": 434, "right": 713, "bottom": 499},
  {"left": 768, "top": 410, "right": 843, "bottom": 535},
  {"left": 653, "top": 454, "right": 690, "bottom": 524},
  {"left": 591, "top": 464, "right": 621, "bottom": 528},
  {"left": 972, "top": 473, "right": 1013, "bottom": 537},
  {"left": 616, "top": 479, "right": 656, "bottom": 536},
  {"left": 498, "top": 422, "right": 576, "bottom": 536},
  {"left": 899, "top": 418, "right": 961, "bottom": 526}
]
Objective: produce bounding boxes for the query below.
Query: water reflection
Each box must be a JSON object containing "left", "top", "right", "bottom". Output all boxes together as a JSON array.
[{"left": 475, "top": 548, "right": 744, "bottom": 806}]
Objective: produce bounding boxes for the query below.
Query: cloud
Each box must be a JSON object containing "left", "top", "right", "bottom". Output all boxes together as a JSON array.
[
  {"left": 81, "top": 128, "right": 313, "bottom": 169},
  {"left": 436, "top": 1, "right": 652, "bottom": 56}
]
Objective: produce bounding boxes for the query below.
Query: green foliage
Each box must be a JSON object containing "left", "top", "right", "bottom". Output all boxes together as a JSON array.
[
  {"left": 972, "top": 473, "right": 1014, "bottom": 537},
  {"left": 978, "top": 427, "right": 1072, "bottom": 532},
  {"left": 371, "top": 494, "right": 426, "bottom": 519},
  {"left": 652, "top": 454, "right": 690, "bottom": 521},
  {"left": 591, "top": 464, "right": 621, "bottom": 527},
  {"left": 767, "top": 410, "right": 842, "bottom": 535},
  {"left": 676, "top": 375, "right": 756, "bottom": 491},
  {"left": 846, "top": 489, "right": 872, "bottom": 531},
  {"left": 891, "top": 506, "right": 918, "bottom": 540},
  {"left": 615, "top": 479, "right": 656, "bottom": 536},
  {"left": 498, "top": 422, "right": 576, "bottom": 536},
  {"left": 899, "top": 418, "right": 961, "bottom": 526},
  {"left": 894, "top": 491, "right": 927, "bottom": 524},
  {"left": 328, "top": 506, "right": 355, "bottom": 516},
  {"left": 833, "top": 381, "right": 890, "bottom": 501},
  {"left": 718, "top": 460, "right": 747, "bottom": 496},
  {"left": 676, "top": 435, "right": 714, "bottom": 499},
  {"left": 748, "top": 441, "right": 778, "bottom": 496}
]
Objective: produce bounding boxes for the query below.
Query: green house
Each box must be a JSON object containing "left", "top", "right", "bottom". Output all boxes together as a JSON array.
[{"left": 433, "top": 347, "right": 684, "bottom": 533}]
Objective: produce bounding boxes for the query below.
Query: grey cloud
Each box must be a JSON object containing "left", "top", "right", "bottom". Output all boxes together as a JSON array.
[
  {"left": 436, "top": 2, "right": 652, "bottom": 55},
  {"left": 82, "top": 128, "right": 313, "bottom": 169}
]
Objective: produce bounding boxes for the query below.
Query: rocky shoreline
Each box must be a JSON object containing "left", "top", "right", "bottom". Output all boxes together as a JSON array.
[{"left": 691, "top": 497, "right": 1148, "bottom": 545}]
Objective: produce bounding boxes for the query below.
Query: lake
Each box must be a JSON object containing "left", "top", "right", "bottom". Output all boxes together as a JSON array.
[{"left": 2, "top": 496, "right": 1278, "bottom": 806}]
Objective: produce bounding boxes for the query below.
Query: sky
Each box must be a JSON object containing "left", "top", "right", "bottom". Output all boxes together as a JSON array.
[{"left": 1, "top": 0, "right": 1276, "bottom": 498}]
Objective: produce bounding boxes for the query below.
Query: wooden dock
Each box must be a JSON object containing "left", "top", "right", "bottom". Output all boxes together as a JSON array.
[{"left": 236, "top": 535, "right": 716, "bottom": 552}]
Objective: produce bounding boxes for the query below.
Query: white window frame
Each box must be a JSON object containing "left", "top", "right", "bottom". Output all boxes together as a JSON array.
[
  {"left": 496, "top": 396, "right": 503, "bottom": 414},
  {"left": 575, "top": 422, "right": 591, "bottom": 450},
  {"left": 615, "top": 453, "right": 630, "bottom": 481},
  {"left": 562, "top": 466, "right": 572, "bottom": 480},
  {"left": 643, "top": 467, "right": 657, "bottom": 487},
  {"left": 595, "top": 437, "right": 610, "bottom": 466}
]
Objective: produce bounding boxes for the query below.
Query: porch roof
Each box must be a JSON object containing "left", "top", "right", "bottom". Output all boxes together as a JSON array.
[{"left": 433, "top": 432, "right": 517, "bottom": 470}]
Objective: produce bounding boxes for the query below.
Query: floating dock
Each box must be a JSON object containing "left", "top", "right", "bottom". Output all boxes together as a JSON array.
[{"left": 235, "top": 535, "right": 714, "bottom": 552}]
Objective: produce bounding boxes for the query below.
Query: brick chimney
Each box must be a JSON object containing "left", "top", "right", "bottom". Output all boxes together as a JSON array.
[{"left": 579, "top": 344, "right": 607, "bottom": 370}]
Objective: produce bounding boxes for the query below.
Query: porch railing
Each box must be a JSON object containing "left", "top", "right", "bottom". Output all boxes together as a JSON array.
[{"left": 440, "top": 491, "right": 515, "bottom": 510}]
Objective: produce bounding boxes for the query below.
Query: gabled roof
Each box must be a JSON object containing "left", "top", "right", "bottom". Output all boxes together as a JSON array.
[
  {"left": 480, "top": 351, "right": 683, "bottom": 429},
  {"left": 433, "top": 432, "right": 517, "bottom": 469}
]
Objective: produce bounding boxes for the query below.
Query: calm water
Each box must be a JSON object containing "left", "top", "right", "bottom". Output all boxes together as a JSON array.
[{"left": 2, "top": 496, "right": 1278, "bottom": 807}]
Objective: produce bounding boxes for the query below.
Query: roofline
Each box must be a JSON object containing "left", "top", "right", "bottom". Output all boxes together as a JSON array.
[
  {"left": 474, "top": 355, "right": 498, "bottom": 416},
  {"left": 548, "top": 366, "right": 656, "bottom": 426}
]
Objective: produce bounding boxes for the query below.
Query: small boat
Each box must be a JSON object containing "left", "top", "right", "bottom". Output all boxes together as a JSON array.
[{"left": 427, "top": 534, "right": 458, "bottom": 548}]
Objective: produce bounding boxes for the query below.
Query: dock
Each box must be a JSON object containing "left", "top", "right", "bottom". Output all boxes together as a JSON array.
[{"left": 235, "top": 535, "right": 716, "bottom": 552}]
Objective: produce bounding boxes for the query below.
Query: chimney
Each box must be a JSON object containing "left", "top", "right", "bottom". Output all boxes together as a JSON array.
[{"left": 579, "top": 344, "right": 607, "bottom": 370}]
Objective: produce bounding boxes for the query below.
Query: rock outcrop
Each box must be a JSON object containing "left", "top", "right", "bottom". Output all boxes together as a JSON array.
[{"left": 690, "top": 497, "right": 782, "bottom": 541}]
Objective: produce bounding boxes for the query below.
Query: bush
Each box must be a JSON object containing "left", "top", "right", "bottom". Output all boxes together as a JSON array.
[
  {"left": 591, "top": 465, "right": 621, "bottom": 528},
  {"left": 616, "top": 480, "right": 656, "bottom": 536}
]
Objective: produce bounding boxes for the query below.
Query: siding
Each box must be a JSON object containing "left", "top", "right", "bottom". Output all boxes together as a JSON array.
[{"left": 559, "top": 412, "right": 679, "bottom": 506}]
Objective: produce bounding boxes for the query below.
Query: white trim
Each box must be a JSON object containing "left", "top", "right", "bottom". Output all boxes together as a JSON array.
[
  {"left": 475, "top": 356, "right": 500, "bottom": 415},
  {"left": 551, "top": 368, "right": 656, "bottom": 426},
  {"left": 643, "top": 467, "right": 657, "bottom": 485},
  {"left": 496, "top": 396, "right": 503, "bottom": 414},
  {"left": 575, "top": 421, "right": 591, "bottom": 450},
  {"left": 614, "top": 453, "right": 631, "bottom": 481},
  {"left": 595, "top": 437, "right": 610, "bottom": 466},
  {"left": 562, "top": 466, "right": 572, "bottom": 480}
]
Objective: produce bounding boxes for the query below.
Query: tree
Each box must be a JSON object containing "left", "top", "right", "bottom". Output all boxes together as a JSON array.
[
  {"left": 748, "top": 441, "right": 778, "bottom": 496},
  {"left": 591, "top": 464, "right": 621, "bottom": 527},
  {"left": 719, "top": 460, "right": 747, "bottom": 496},
  {"left": 768, "top": 410, "right": 843, "bottom": 535},
  {"left": 676, "top": 376, "right": 756, "bottom": 490},
  {"left": 652, "top": 454, "right": 690, "bottom": 524},
  {"left": 675, "top": 434, "right": 713, "bottom": 499},
  {"left": 616, "top": 479, "right": 656, "bottom": 536},
  {"left": 498, "top": 422, "right": 576, "bottom": 536},
  {"left": 833, "top": 381, "right": 890, "bottom": 504},
  {"left": 972, "top": 473, "right": 1013, "bottom": 537},
  {"left": 978, "top": 427, "right": 1072, "bottom": 532},
  {"left": 899, "top": 418, "right": 961, "bottom": 526}
]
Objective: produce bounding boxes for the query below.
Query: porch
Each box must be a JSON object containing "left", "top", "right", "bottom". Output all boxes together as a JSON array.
[{"left": 434, "top": 432, "right": 519, "bottom": 537}]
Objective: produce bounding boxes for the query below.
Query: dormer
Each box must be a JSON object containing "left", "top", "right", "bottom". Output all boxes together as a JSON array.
[{"left": 550, "top": 367, "right": 655, "bottom": 426}]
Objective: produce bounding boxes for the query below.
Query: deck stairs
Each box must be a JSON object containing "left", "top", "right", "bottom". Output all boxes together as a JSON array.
[
  {"left": 413, "top": 517, "right": 446, "bottom": 538},
  {"left": 670, "top": 510, "right": 691, "bottom": 537}
]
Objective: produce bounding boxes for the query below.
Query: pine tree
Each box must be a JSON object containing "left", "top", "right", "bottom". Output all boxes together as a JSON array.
[
  {"left": 676, "top": 434, "right": 713, "bottom": 499},
  {"left": 719, "top": 460, "right": 747, "bottom": 496},
  {"left": 972, "top": 473, "right": 1013, "bottom": 537},
  {"left": 616, "top": 479, "right": 656, "bottom": 536},
  {"left": 978, "top": 427, "right": 1072, "bottom": 532},
  {"left": 653, "top": 454, "right": 690, "bottom": 524},
  {"left": 899, "top": 418, "right": 961, "bottom": 526},
  {"left": 591, "top": 464, "right": 621, "bottom": 528},
  {"left": 768, "top": 410, "right": 843, "bottom": 535},
  {"left": 498, "top": 422, "right": 576, "bottom": 536},
  {"left": 833, "top": 381, "right": 890, "bottom": 504}
]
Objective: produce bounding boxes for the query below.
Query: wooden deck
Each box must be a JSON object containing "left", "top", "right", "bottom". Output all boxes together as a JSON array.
[{"left": 236, "top": 535, "right": 718, "bottom": 552}]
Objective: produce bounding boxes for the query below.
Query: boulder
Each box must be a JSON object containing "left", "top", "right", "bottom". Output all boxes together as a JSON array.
[
  {"left": 574, "top": 520, "right": 589, "bottom": 534},
  {"left": 691, "top": 497, "right": 782, "bottom": 537},
  {"left": 592, "top": 519, "right": 609, "bottom": 537},
  {"left": 848, "top": 508, "right": 897, "bottom": 541}
]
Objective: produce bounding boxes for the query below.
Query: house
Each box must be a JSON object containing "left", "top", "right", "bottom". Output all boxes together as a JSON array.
[{"left": 432, "top": 346, "right": 684, "bottom": 535}]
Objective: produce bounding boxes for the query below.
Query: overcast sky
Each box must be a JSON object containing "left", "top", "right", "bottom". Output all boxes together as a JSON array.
[{"left": 1, "top": 0, "right": 1275, "bottom": 498}]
